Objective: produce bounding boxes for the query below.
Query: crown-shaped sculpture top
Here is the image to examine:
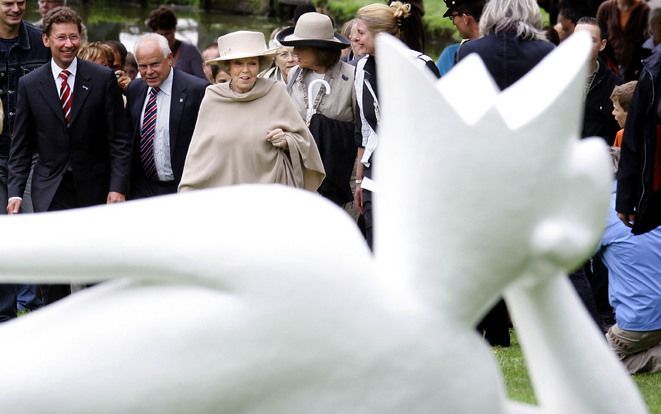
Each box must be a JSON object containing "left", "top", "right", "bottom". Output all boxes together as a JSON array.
[{"left": 374, "top": 32, "right": 611, "bottom": 321}]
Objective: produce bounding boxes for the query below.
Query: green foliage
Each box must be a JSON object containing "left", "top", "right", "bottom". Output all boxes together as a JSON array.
[
  {"left": 319, "top": 0, "right": 454, "bottom": 42},
  {"left": 314, "top": 0, "right": 372, "bottom": 23},
  {"left": 152, "top": 0, "right": 199, "bottom": 5},
  {"left": 319, "top": 0, "right": 551, "bottom": 46}
]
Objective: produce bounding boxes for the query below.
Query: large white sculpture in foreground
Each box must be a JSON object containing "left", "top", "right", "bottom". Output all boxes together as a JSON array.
[{"left": 0, "top": 33, "right": 647, "bottom": 413}]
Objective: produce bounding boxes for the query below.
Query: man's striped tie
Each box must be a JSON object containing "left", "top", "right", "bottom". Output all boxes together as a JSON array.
[
  {"left": 140, "top": 87, "right": 160, "bottom": 180},
  {"left": 59, "top": 70, "right": 72, "bottom": 125}
]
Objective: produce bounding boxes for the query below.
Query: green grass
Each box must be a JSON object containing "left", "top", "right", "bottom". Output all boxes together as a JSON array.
[{"left": 497, "top": 331, "right": 661, "bottom": 413}]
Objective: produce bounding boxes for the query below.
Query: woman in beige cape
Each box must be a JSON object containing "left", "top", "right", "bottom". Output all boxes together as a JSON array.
[{"left": 179, "top": 31, "right": 325, "bottom": 192}]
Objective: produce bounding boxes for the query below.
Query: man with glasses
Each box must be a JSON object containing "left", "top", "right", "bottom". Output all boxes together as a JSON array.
[
  {"left": 0, "top": 0, "right": 49, "bottom": 322},
  {"left": 436, "top": 0, "right": 485, "bottom": 75},
  {"left": 6, "top": 7, "right": 131, "bottom": 304},
  {"left": 126, "top": 33, "right": 208, "bottom": 199}
]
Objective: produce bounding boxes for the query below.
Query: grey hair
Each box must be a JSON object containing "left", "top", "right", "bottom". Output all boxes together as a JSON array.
[
  {"left": 649, "top": 0, "right": 661, "bottom": 27},
  {"left": 479, "top": 0, "right": 546, "bottom": 41},
  {"left": 135, "top": 33, "right": 172, "bottom": 58}
]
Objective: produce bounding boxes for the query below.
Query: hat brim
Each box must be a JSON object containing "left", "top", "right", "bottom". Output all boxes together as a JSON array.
[
  {"left": 276, "top": 27, "right": 350, "bottom": 50},
  {"left": 442, "top": 8, "right": 454, "bottom": 17},
  {"left": 205, "top": 48, "right": 278, "bottom": 65}
]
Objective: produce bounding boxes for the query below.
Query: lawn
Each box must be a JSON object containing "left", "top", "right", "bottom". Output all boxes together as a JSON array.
[{"left": 497, "top": 331, "right": 661, "bottom": 413}]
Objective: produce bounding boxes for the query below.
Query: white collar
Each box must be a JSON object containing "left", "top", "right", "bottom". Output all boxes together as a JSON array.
[{"left": 51, "top": 57, "right": 78, "bottom": 80}]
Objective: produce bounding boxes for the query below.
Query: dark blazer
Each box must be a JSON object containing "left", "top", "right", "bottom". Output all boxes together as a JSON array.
[
  {"left": 8, "top": 59, "right": 132, "bottom": 212},
  {"left": 457, "top": 32, "right": 555, "bottom": 91},
  {"left": 617, "top": 47, "right": 661, "bottom": 235},
  {"left": 582, "top": 59, "right": 622, "bottom": 145},
  {"left": 126, "top": 69, "right": 208, "bottom": 194}
]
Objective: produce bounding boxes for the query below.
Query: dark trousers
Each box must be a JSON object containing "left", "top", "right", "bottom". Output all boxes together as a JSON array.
[
  {"left": 586, "top": 256, "right": 614, "bottom": 328},
  {"left": 0, "top": 156, "right": 17, "bottom": 322},
  {"left": 361, "top": 189, "right": 373, "bottom": 251},
  {"left": 130, "top": 173, "right": 177, "bottom": 200},
  {"left": 0, "top": 284, "right": 16, "bottom": 323},
  {"left": 570, "top": 263, "right": 606, "bottom": 332},
  {"left": 477, "top": 300, "right": 511, "bottom": 347},
  {"left": 39, "top": 171, "right": 79, "bottom": 305}
]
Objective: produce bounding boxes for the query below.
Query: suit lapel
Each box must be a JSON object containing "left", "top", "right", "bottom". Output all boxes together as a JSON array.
[
  {"left": 68, "top": 60, "right": 93, "bottom": 127},
  {"left": 169, "top": 70, "right": 186, "bottom": 157},
  {"left": 37, "top": 64, "right": 67, "bottom": 126},
  {"left": 132, "top": 82, "right": 149, "bottom": 143}
]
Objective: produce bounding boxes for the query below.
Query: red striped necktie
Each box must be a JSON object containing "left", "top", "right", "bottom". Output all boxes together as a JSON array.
[
  {"left": 140, "top": 87, "right": 160, "bottom": 180},
  {"left": 59, "top": 70, "right": 72, "bottom": 125}
]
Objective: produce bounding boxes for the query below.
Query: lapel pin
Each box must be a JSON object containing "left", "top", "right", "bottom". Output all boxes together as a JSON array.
[
  {"left": 179, "top": 98, "right": 184, "bottom": 103},
  {"left": 82, "top": 85, "right": 89, "bottom": 90}
]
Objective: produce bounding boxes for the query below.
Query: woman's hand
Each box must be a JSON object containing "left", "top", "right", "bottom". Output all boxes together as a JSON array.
[
  {"left": 266, "top": 128, "right": 289, "bottom": 150},
  {"left": 115, "top": 70, "right": 131, "bottom": 92},
  {"left": 354, "top": 185, "right": 363, "bottom": 214}
]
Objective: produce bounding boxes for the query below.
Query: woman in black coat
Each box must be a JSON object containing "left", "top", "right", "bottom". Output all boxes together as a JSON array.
[{"left": 457, "top": 0, "right": 555, "bottom": 347}]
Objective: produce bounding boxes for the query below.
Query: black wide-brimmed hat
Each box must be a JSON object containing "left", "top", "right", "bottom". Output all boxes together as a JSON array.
[
  {"left": 276, "top": 12, "right": 350, "bottom": 50},
  {"left": 443, "top": 0, "right": 484, "bottom": 17}
]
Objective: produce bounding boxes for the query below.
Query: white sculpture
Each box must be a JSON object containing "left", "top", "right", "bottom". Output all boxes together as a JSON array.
[{"left": 0, "top": 33, "right": 647, "bottom": 414}]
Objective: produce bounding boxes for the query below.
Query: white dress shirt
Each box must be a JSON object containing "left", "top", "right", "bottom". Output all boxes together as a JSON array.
[
  {"left": 51, "top": 57, "right": 77, "bottom": 96},
  {"left": 140, "top": 69, "right": 174, "bottom": 182}
]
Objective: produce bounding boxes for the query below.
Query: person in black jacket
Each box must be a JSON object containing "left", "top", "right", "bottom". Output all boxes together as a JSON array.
[
  {"left": 0, "top": 0, "right": 50, "bottom": 322},
  {"left": 456, "top": 0, "right": 554, "bottom": 347},
  {"left": 576, "top": 17, "right": 622, "bottom": 144},
  {"left": 616, "top": 44, "right": 661, "bottom": 235}
]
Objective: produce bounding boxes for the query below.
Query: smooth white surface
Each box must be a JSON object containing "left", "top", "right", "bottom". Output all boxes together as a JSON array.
[{"left": 0, "top": 32, "right": 647, "bottom": 413}]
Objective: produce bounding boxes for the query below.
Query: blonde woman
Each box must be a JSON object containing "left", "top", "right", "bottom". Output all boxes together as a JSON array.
[
  {"left": 352, "top": 2, "right": 439, "bottom": 249},
  {"left": 78, "top": 42, "right": 131, "bottom": 96},
  {"left": 77, "top": 41, "right": 114, "bottom": 68}
]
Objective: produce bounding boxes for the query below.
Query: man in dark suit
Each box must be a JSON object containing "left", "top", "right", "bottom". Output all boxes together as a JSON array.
[
  {"left": 6, "top": 7, "right": 131, "bottom": 302},
  {"left": 127, "top": 33, "right": 208, "bottom": 198}
]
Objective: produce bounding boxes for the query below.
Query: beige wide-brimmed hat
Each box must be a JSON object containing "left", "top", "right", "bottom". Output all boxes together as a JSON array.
[
  {"left": 277, "top": 12, "right": 349, "bottom": 50},
  {"left": 206, "top": 31, "right": 278, "bottom": 64}
]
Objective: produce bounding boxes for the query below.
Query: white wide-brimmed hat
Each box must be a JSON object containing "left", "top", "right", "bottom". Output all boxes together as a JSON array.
[
  {"left": 206, "top": 31, "right": 278, "bottom": 64},
  {"left": 277, "top": 12, "right": 349, "bottom": 50}
]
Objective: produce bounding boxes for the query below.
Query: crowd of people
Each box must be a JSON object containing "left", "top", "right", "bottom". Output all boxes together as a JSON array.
[{"left": 0, "top": 0, "right": 658, "bottom": 375}]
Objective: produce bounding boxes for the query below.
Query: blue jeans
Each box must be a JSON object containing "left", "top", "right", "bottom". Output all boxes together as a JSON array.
[{"left": 0, "top": 156, "right": 41, "bottom": 314}]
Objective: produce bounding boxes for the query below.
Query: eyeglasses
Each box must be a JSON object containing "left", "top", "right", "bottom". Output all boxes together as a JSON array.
[
  {"left": 53, "top": 34, "right": 80, "bottom": 43},
  {"left": 447, "top": 12, "right": 464, "bottom": 21}
]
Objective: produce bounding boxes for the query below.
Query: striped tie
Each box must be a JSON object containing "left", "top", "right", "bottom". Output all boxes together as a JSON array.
[
  {"left": 59, "top": 70, "right": 72, "bottom": 125},
  {"left": 140, "top": 87, "right": 159, "bottom": 180}
]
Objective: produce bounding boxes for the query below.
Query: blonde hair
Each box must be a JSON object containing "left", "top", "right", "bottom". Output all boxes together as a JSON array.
[
  {"left": 213, "top": 56, "right": 274, "bottom": 75},
  {"left": 341, "top": 18, "right": 355, "bottom": 39},
  {"left": 77, "top": 42, "right": 114, "bottom": 67},
  {"left": 356, "top": 1, "right": 411, "bottom": 37}
]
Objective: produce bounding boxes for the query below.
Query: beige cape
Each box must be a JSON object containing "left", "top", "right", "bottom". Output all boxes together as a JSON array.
[{"left": 178, "top": 78, "right": 325, "bottom": 192}]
